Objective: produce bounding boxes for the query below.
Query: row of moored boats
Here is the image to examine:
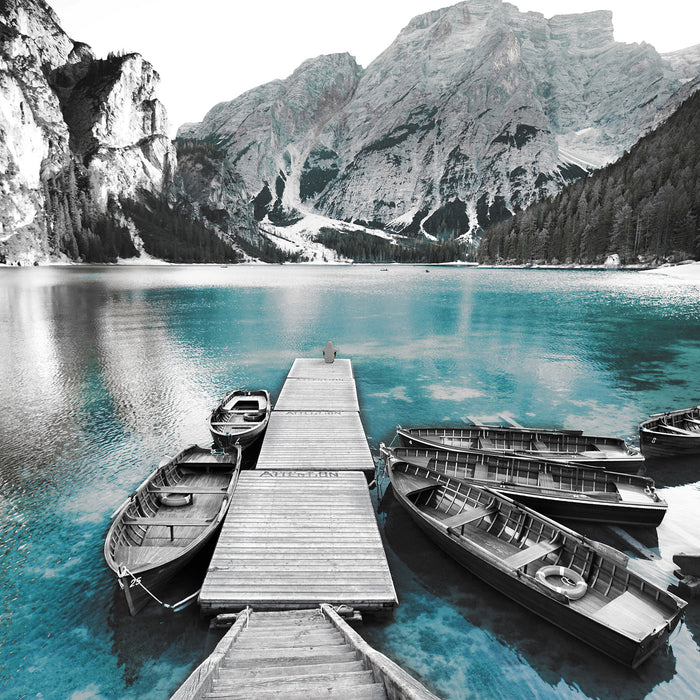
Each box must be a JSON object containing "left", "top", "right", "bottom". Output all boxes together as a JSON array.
[
  {"left": 381, "top": 405, "right": 700, "bottom": 669},
  {"left": 104, "top": 390, "right": 271, "bottom": 615},
  {"left": 104, "top": 396, "right": 699, "bottom": 669}
]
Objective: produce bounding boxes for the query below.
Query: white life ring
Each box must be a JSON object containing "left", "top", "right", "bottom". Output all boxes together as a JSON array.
[
  {"left": 159, "top": 492, "right": 193, "bottom": 507},
  {"left": 535, "top": 565, "right": 587, "bottom": 600}
]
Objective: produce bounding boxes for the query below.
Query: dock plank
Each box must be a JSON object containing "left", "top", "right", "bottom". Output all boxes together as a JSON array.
[
  {"left": 274, "top": 380, "right": 360, "bottom": 412},
  {"left": 199, "top": 470, "right": 396, "bottom": 612},
  {"left": 256, "top": 413, "right": 373, "bottom": 472},
  {"left": 286, "top": 358, "right": 354, "bottom": 379}
]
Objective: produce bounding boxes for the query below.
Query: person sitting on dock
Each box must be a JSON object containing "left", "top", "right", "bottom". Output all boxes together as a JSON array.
[{"left": 322, "top": 341, "right": 337, "bottom": 363}]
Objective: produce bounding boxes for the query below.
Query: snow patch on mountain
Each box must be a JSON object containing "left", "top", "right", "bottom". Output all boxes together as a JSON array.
[{"left": 259, "top": 211, "right": 401, "bottom": 263}]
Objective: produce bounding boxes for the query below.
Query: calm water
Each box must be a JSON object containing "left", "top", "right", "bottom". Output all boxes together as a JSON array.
[{"left": 1, "top": 264, "right": 699, "bottom": 700}]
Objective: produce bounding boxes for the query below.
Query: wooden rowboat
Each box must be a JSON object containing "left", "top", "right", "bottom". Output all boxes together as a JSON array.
[
  {"left": 381, "top": 444, "right": 667, "bottom": 526},
  {"left": 386, "top": 458, "right": 686, "bottom": 668},
  {"left": 209, "top": 389, "right": 271, "bottom": 450},
  {"left": 104, "top": 444, "right": 241, "bottom": 615},
  {"left": 397, "top": 424, "right": 643, "bottom": 472},
  {"left": 639, "top": 405, "right": 700, "bottom": 458}
]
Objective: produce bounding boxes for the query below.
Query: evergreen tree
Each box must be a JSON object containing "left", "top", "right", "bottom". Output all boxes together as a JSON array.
[{"left": 478, "top": 90, "right": 700, "bottom": 265}]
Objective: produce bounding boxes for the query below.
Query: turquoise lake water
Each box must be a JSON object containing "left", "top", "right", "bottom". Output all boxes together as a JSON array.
[{"left": 1, "top": 264, "right": 699, "bottom": 699}]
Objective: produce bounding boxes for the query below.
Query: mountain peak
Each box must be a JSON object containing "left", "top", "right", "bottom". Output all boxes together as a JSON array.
[{"left": 184, "top": 0, "right": 695, "bottom": 240}]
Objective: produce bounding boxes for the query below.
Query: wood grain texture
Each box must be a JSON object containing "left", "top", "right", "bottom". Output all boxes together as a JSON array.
[
  {"left": 257, "top": 413, "right": 373, "bottom": 472},
  {"left": 199, "top": 471, "right": 397, "bottom": 612},
  {"left": 201, "top": 358, "right": 395, "bottom": 613}
]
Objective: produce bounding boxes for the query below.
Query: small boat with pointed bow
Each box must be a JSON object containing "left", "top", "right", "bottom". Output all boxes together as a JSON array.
[
  {"left": 639, "top": 405, "right": 700, "bottom": 458},
  {"left": 397, "top": 422, "right": 643, "bottom": 472},
  {"left": 386, "top": 457, "right": 685, "bottom": 668},
  {"left": 381, "top": 444, "right": 666, "bottom": 526},
  {"left": 209, "top": 389, "right": 271, "bottom": 450},
  {"left": 104, "top": 444, "right": 241, "bottom": 615}
]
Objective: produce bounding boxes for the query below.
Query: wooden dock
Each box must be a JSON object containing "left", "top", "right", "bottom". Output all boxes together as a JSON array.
[
  {"left": 171, "top": 606, "right": 440, "bottom": 699},
  {"left": 198, "top": 357, "right": 397, "bottom": 614},
  {"left": 256, "top": 359, "right": 375, "bottom": 474}
]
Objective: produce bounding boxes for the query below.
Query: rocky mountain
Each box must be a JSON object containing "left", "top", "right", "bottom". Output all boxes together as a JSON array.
[
  {"left": 2, "top": 0, "right": 698, "bottom": 264},
  {"left": 477, "top": 88, "right": 700, "bottom": 265},
  {"left": 0, "top": 0, "right": 178, "bottom": 262},
  {"left": 0, "top": 0, "right": 262, "bottom": 265},
  {"left": 181, "top": 0, "right": 700, "bottom": 244}
]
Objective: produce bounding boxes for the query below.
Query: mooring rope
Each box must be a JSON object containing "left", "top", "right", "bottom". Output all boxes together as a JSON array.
[{"left": 119, "top": 566, "right": 200, "bottom": 612}]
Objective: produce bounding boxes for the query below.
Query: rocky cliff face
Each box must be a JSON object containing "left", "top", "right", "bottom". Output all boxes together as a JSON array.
[
  {"left": 57, "top": 51, "right": 175, "bottom": 208},
  {"left": 174, "top": 139, "right": 259, "bottom": 247},
  {"left": 0, "top": 0, "right": 176, "bottom": 263},
  {"left": 181, "top": 0, "right": 699, "bottom": 240},
  {"left": 180, "top": 52, "right": 363, "bottom": 227},
  {"left": 4, "top": 0, "right": 697, "bottom": 263}
]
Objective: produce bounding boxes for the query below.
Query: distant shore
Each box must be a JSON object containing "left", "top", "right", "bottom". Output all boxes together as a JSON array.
[{"left": 3, "top": 260, "right": 700, "bottom": 281}]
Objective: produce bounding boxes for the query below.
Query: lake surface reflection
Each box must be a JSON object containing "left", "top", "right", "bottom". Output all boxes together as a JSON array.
[{"left": 0, "top": 264, "right": 699, "bottom": 700}]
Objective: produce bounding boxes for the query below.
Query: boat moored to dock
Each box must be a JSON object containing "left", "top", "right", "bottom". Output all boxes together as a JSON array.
[
  {"left": 209, "top": 389, "right": 271, "bottom": 450},
  {"left": 381, "top": 444, "right": 667, "bottom": 526},
  {"left": 386, "top": 458, "right": 686, "bottom": 669},
  {"left": 104, "top": 444, "right": 241, "bottom": 615},
  {"left": 397, "top": 423, "right": 644, "bottom": 472}
]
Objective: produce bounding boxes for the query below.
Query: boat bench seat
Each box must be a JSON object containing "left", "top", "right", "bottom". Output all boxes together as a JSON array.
[
  {"left": 503, "top": 540, "right": 562, "bottom": 570},
  {"left": 147, "top": 486, "right": 228, "bottom": 494},
  {"left": 444, "top": 506, "right": 496, "bottom": 531},
  {"left": 123, "top": 517, "right": 213, "bottom": 527},
  {"left": 659, "top": 424, "right": 697, "bottom": 435},
  {"left": 533, "top": 440, "right": 549, "bottom": 451},
  {"left": 591, "top": 591, "right": 667, "bottom": 637}
]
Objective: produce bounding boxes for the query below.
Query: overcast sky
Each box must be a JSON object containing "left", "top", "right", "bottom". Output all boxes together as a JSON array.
[{"left": 49, "top": 0, "right": 699, "bottom": 136}]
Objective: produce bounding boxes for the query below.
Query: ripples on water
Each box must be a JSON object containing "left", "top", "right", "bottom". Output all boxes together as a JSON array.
[{"left": 0, "top": 265, "right": 699, "bottom": 699}]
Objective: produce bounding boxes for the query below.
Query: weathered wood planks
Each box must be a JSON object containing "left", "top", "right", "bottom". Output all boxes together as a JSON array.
[
  {"left": 199, "top": 471, "right": 397, "bottom": 613},
  {"left": 256, "top": 357, "right": 373, "bottom": 473},
  {"left": 171, "top": 607, "right": 440, "bottom": 700},
  {"left": 286, "top": 358, "right": 354, "bottom": 379},
  {"left": 200, "top": 357, "right": 395, "bottom": 613},
  {"left": 257, "top": 412, "right": 374, "bottom": 471}
]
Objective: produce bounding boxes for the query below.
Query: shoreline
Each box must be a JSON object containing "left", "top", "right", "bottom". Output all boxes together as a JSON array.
[{"left": 2, "top": 259, "right": 699, "bottom": 280}]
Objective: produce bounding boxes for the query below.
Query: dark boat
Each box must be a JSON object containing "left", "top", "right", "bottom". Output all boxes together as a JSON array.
[
  {"left": 209, "top": 389, "right": 271, "bottom": 450},
  {"left": 104, "top": 444, "right": 241, "bottom": 615},
  {"left": 639, "top": 405, "right": 700, "bottom": 458},
  {"left": 381, "top": 444, "right": 667, "bottom": 526},
  {"left": 397, "top": 424, "right": 643, "bottom": 472},
  {"left": 386, "top": 458, "right": 686, "bottom": 668}
]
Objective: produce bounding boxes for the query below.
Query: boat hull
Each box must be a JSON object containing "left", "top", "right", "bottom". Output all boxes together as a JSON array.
[
  {"left": 398, "top": 427, "right": 644, "bottom": 473},
  {"left": 117, "top": 538, "right": 213, "bottom": 616},
  {"left": 211, "top": 419, "right": 267, "bottom": 450},
  {"left": 640, "top": 429, "right": 700, "bottom": 458},
  {"left": 105, "top": 444, "right": 241, "bottom": 615},
  {"left": 393, "top": 485, "right": 679, "bottom": 668},
  {"left": 384, "top": 445, "right": 666, "bottom": 526},
  {"left": 495, "top": 490, "right": 666, "bottom": 526},
  {"left": 639, "top": 405, "right": 700, "bottom": 458},
  {"left": 209, "top": 389, "right": 271, "bottom": 450}
]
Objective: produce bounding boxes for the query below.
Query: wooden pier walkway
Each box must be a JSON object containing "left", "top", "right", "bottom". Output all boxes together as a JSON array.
[
  {"left": 256, "top": 358, "right": 375, "bottom": 474},
  {"left": 198, "top": 356, "right": 396, "bottom": 614},
  {"left": 171, "top": 606, "right": 440, "bottom": 700}
]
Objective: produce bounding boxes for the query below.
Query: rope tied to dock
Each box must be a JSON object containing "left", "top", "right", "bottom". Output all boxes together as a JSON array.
[{"left": 118, "top": 566, "right": 200, "bottom": 612}]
